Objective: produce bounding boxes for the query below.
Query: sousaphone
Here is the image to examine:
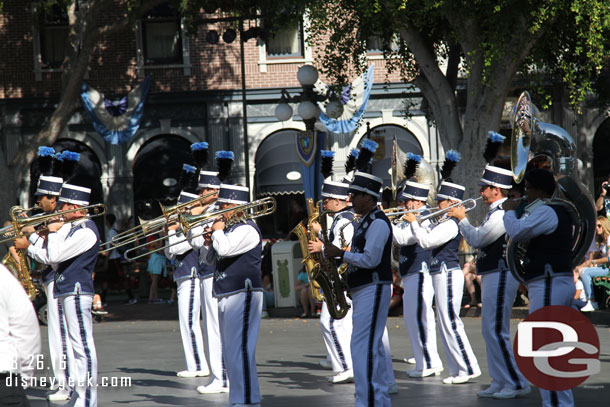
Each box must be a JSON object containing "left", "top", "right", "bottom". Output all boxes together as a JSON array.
[{"left": 506, "top": 91, "right": 596, "bottom": 284}]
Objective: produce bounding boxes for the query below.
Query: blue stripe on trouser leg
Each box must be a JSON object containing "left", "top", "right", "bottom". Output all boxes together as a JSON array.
[
  {"left": 188, "top": 278, "right": 202, "bottom": 371},
  {"left": 446, "top": 268, "right": 474, "bottom": 375},
  {"left": 528, "top": 274, "right": 575, "bottom": 407},
  {"left": 352, "top": 284, "right": 391, "bottom": 407},
  {"left": 495, "top": 270, "right": 523, "bottom": 389},
  {"left": 416, "top": 272, "right": 432, "bottom": 369},
  {"left": 242, "top": 290, "right": 252, "bottom": 404}
]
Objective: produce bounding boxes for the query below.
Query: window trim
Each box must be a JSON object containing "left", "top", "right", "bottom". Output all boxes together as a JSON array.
[
  {"left": 257, "top": 17, "right": 313, "bottom": 73},
  {"left": 135, "top": 17, "right": 191, "bottom": 77}
]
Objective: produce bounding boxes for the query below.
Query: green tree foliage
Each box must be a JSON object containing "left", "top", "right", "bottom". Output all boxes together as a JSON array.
[{"left": 304, "top": 0, "right": 610, "bottom": 196}]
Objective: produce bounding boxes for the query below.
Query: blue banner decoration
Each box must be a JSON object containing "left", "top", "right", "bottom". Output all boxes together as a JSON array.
[
  {"left": 80, "top": 76, "right": 151, "bottom": 144},
  {"left": 314, "top": 65, "right": 375, "bottom": 134},
  {"left": 296, "top": 131, "right": 325, "bottom": 201}
]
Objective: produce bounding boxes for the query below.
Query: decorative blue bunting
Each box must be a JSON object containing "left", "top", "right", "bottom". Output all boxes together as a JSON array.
[{"left": 80, "top": 76, "right": 151, "bottom": 144}]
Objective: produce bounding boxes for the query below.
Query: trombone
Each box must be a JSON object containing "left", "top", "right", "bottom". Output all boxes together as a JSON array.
[
  {"left": 122, "top": 197, "right": 276, "bottom": 261},
  {"left": 0, "top": 204, "right": 106, "bottom": 244},
  {"left": 99, "top": 191, "right": 217, "bottom": 254},
  {"left": 416, "top": 197, "right": 481, "bottom": 225}
]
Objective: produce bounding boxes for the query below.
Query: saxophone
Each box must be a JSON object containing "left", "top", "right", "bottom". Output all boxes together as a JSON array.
[
  {"left": 291, "top": 198, "right": 350, "bottom": 319},
  {"left": 1, "top": 206, "right": 38, "bottom": 301}
]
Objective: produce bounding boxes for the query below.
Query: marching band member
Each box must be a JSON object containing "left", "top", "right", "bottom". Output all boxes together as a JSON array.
[
  {"left": 308, "top": 179, "right": 355, "bottom": 384},
  {"left": 403, "top": 181, "right": 481, "bottom": 385},
  {"left": 502, "top": 168, "right": 575, "bottom": 407},
  {"left": 187, "top": 170, "right": 230, "bottom": 393},
  {"left": 393, "top": 181, "right": 444, "bottom": 378},
  {"left": 43, "top": 183, "right": 100, "bottom": 407},
  {"left": 200, "top": 184, "right": 264, "bottom": 407},
  {"left": 164, "top": 190, "right": 210, "bottom": 379},
  {"left": 14, "top": 174, "right": 76, "bottom": 402},
  {"left": 325, "top": 171, "right": 393, "bottom": 407},
  {"left": 14, "top": 147, "right": 78, "bottom": 402},
  {"left": 449, "top": 165, "right": 530, "bottom": 398}
]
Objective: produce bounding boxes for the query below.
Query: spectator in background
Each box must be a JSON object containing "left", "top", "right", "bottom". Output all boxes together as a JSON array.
[
  {"left": 461, "top": 240, "right": 480, "bottom": 308},
  {"left": 102, "top": 213, "right": 136, "bottom": 305},
  {"left": 295, "top": 268, "right": 317, "bottom": 318},
  {"left": 580, "top": 216, "right": 610, "bottom": 312},
  {"left": 572, "top": 269, "right": 587, "bottom": 310},
  {"left": 147, "top": 240, "right": 167, "bottom": 304},
  {"left": 595, "top": 174, "right": 610, "bottom": 219}
]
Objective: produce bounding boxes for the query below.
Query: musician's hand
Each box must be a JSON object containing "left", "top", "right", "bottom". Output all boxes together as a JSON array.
[
  {"left": 21, "top": 225, "right": 35, "bottom": 235},
  {"left": 167, "top": 221, "right": 179, "bottom": 231},
  {"left": 502, "top": 198, "right": 520, "bottom": 211},
  {"left": 324, "top": 244, "right": 343, "bottom": 259},
  {"left": 311, "top": 221, "right": 321, "bottom": 235},
  {"left": 190, "top": 205, "right": 205, "bottom": 216},
  {"left": 448, "top": 206, "right": 466, "bottom": 221},
  {"left": 203, "top": 228, "right": 213, "bottom": 245},
  {"left": 403, "top": 212, "right": 417, "bottom": 223},
  {"left": 47, "top": 221, "right": 64, "bottom": 233},
  {"left": 308, "top": 238, "right": 323, "bottom": 253},
  {"left": 212, "top": 219, "right": 225, "bottom": 231},
  {"left": 13, "top": 236, "right": 30, "bottom": 250}
]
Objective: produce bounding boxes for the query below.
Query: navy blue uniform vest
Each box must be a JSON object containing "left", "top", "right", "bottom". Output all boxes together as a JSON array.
[
  {"left": 523, "top": 204, "right": 572, "bottom": 282},
  {"left": 213, "top": 220, "right": 263, "bottom": 297},
  {"left": 329, "top": 210, "right": 355, "bottom": 245},
  {"left": 398, "top": 209, "right": 432, "bottom": 277},
  {"left": 346, "top": 208, "right": 393, "bottom": 289},
  {"left": 54, "top": 220, "right": 100, "bottom": 297},
  {"left": 197, "top": 255, "right": 215, "bottom": 279},
  {"left": 429, "top": 218, "right": 461, "bottom": 273},
  {"left": 42, "top": 267, "right": 56, "bottom": 285},
  {"left": 476, "top": 206, "right": 508, "bottom": 274},
  {"left": 173, "top": 248, "right": 199, "bottom": 282}
]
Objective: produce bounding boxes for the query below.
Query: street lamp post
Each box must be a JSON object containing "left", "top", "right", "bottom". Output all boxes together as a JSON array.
[{"left": 275, "top": 65, "right": 333, "bottom": 202}]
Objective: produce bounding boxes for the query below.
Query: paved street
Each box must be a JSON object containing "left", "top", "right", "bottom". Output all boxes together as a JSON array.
[{"left": 27, "top": 304, "right": 610, "bottom": 406}]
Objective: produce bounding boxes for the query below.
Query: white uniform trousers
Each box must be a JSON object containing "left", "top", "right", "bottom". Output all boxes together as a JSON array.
[
  {"left": 402, "top": 270, "right": 442, "bottom": 371},
  {"left": 480, "top": 269, "right": 528, "bottom": 391},
  {"left": 320, "top": 296, "right": 353, "bottom": 373},
  {"left": 177, "top": 277, "right": 209, "bottom": 374},
  {"left": 218, "top": 290, "right": 263, "bottom": 406},
  {"left": 61, "top": 294, "right": 97, "bottom": 407},
  {"left": 431, "top": 266, "right": 480, "bottom": 378},
  {"left": 200, "top": 276, "right": 227, "bottom": 386},
  {"left": 528, "top": 274, "right": 575, "bottom": 407},
  {"left": 45, "top": 281, "right": 75, "bottom": 392},
  {"left": 381, "top": 326, "right": 396, "bottom": 386},
  {"left": 351, "top": 284, "right": 392, "bottom": 407}
]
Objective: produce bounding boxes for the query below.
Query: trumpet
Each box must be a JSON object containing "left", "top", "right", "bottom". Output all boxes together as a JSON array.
[
  {"left": 0, "top": 204, "right": 106, "bottom": 244},
  {"left": 122, "top": 197, "right": 276, "bottom": 261},
  {"left": 100, "top": 191, "right": 217, "bottom": 254},
  {"left": 384, "top": 207, "right": 431, "bottom": 223},
  {"left": 416, "top": 197, "right": 481, "bottom": 225}
]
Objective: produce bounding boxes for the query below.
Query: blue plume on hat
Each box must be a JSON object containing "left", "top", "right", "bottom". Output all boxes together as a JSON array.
[
  {"left": 404, "top": 152, "right": 422, "bottom": 180},
  {"left": 37, "top": 146, "right": 56, "bottom": 176},
  {"left": 191, "top": 142, "right": 209, "bottom": 170},
  {"left": 321, "top": 150, "right": 335, "bottom": 179},
  {"left": 483, "top": 131, "right": 506, "bottom": 163},
  {"left": 440, "top": 149, "right": 461, "bottom": 181},
  {"left": 57, "top": 150, "right": 80, "bottom": 181},
  {"left": 355, "top": 139, "right": 378, "bottom": 172},
  {"left": 216, "top": 150, "right": 234, "bottom": 182},
  {"left": 178, "top": 163, "right": 197, "bottom": 193}
]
